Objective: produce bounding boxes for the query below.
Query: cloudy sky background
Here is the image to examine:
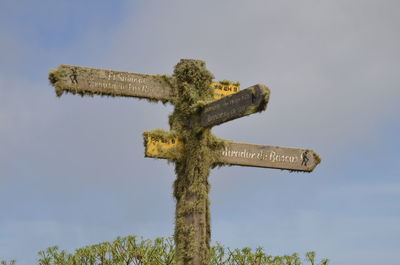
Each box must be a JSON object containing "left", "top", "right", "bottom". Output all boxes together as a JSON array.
[{"left": 1, "top": 0, "right": 399, "bottom": 264}]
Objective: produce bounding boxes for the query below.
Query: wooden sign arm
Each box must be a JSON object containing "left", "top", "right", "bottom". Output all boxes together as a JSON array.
[
  {"left": 143, "top": 129, "right": 321, "bottom": 172},
  {"left": 48, "top": 65, "right": 175, "bottom": 103},
  {"left": 217, "top": 141, "right": 321, "bottom": 172},
  {"left": 200, "top": 84, "right": 270, "bottom": 128}
]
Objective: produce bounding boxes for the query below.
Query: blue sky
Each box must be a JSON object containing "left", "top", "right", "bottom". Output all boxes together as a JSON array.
[{"left": 1, "top": 0, "right": 399, "bottom": 264}]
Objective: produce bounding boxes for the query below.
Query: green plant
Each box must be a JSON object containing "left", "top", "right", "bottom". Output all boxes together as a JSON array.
[{"left": 2, "top": 235, "right": 329, "bottom": 265}]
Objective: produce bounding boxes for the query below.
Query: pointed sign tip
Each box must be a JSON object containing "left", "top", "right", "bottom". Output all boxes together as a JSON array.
[{"left": 304, "top": 150, "right": 321, "bottom": 172}]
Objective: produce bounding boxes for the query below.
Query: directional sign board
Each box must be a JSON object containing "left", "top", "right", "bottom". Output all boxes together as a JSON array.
[
  {"left": 220, "top": 141, "right": 320, "bottom": 172},
  {"left": 200, "top": 84, "right": 270, "bottom": 128},
  {"left": 143, "top": 130, "right": 320, "bottom": 172},
  {"left": 49, "top": 65, "right": 174, "bottom": 101},
  {"left": 49, "top": 65, "right": 240, "bottom": 102}
]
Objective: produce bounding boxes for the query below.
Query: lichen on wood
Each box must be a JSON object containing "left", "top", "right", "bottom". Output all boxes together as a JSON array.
[{"left": 170, "top": 59, "right": 224, "bottom": 265}]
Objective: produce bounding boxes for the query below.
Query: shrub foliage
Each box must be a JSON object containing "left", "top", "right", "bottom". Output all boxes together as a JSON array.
[{"left": 2, "top": 236, "right": 329, "bottom": 265}]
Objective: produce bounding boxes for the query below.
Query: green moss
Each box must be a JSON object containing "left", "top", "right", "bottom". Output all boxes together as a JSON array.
[
  {"left": 48, "top": 66, "right": 71, "bottom": 97},
  {"left": 218, "top": 79, "right": 240, "bottom": 87},
  {"left": 243, "top": 85, "right": 270, "bottom": 116}
]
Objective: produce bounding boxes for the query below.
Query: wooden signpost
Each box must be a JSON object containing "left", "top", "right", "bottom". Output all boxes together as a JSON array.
[{"left": 49, "top": 59, "right": 320, "bottom": 265}]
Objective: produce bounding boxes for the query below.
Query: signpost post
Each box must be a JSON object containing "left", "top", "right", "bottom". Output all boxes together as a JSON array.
[{"left": 49, "top": 59, "right": 320, "bottom": 265}]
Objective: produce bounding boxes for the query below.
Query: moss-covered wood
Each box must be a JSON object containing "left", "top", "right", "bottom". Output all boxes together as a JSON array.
[
  {"left": 169, "top": 59, "right": 224, "bottom": 265},
  {"left": 48, "top": 64, "right": 174, "bottom": 103},
  {"left": 200, "top": 84, "right": 270, "bottom": 128}
]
